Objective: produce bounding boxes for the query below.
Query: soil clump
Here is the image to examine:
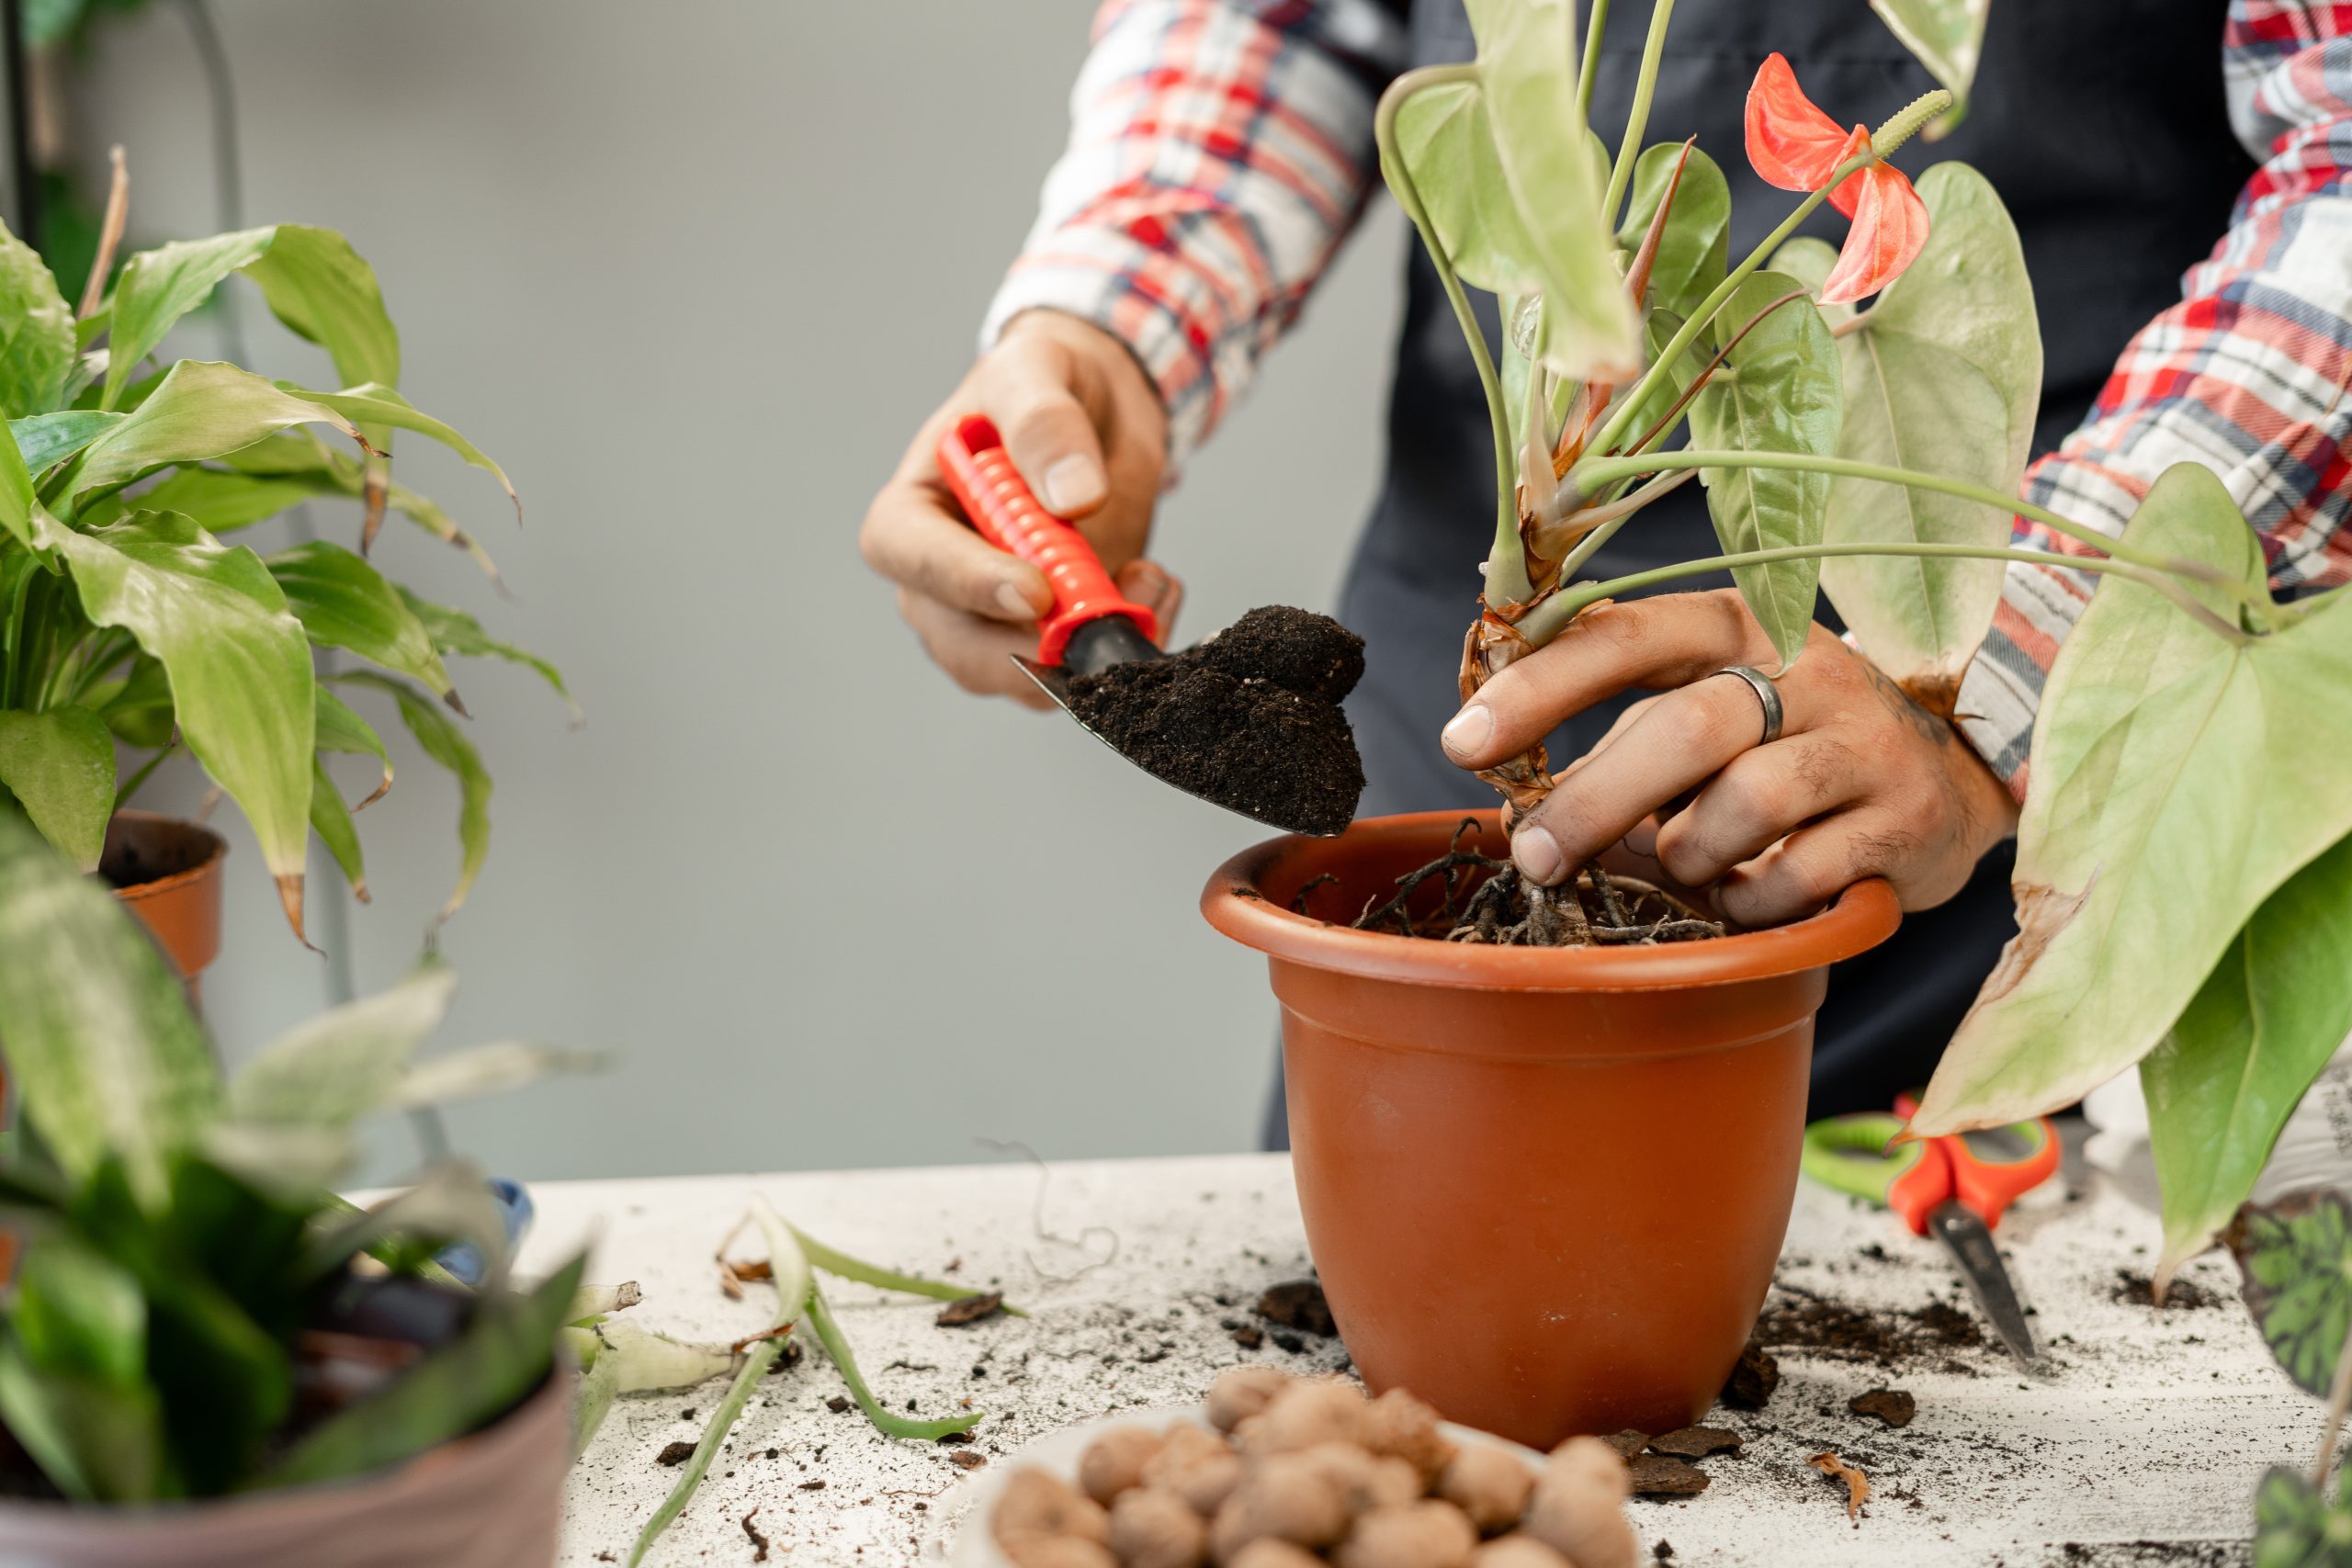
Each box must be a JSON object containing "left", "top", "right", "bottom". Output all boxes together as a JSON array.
[
  {"left": 1752, "top": 1287, "right": 1985, "bottom": 1372},
  {"left": 1848, "top": 1388, "right": 1917, "bottom": 1427},
  {"left": 1063, "top": 606, "right": 1365, "bottom": 836}
]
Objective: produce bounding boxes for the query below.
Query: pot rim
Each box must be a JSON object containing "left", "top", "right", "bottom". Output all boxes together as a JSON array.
[
  {"left": 104, "top": 809, "right": 229, "bottom": 906},
  {"left": 1202, "top": 807, "right": 1901, "bottom": 992}
]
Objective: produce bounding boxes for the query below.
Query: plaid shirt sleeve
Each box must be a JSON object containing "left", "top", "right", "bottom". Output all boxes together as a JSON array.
[
  {"left": 979, "top": 1, "right": 1408, "bottom": 471},
  {"left": 1955, "top": 0, "right": 2352, "bottom": 796}
]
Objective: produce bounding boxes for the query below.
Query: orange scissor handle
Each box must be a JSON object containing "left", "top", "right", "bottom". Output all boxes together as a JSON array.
[
  {"left": 1884, "top": 1136, "right": 1953, "bottom": 1236},
  {"left": 1894, "top": 1092, "right": 2061, "bottom": 1232}
]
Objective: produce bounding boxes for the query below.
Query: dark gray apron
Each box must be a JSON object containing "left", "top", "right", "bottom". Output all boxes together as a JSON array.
[{"left": 1269, "top": 0, "right": 2253, "bottom": 1144}]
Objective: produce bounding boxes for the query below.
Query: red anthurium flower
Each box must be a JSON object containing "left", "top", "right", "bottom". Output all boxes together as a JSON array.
[{"left": 1744, "top": 52, "right": 1928, "bottom": 304}]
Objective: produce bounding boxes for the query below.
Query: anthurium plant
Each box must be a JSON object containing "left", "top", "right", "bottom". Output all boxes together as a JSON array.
[
  {"left": 0, "top": 164, "right": 567, "bottom": 941},
  {"left": 1381, "top": 0, "right": 2351, "bottom": 1281},
  {"left": 2231, "top": 1189, "right": 2352, "bottom": 1561},
  {"left": 0, "top": 807, "right": 594, "bottom": 1502}
]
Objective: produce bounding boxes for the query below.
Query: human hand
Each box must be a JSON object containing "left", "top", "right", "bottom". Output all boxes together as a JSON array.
[
  {"left": 1440, "top": 590, "right": 2020, "bottom": 926},
  {"left": 859, "top": 309, "right": 1182, "bottom": 707}
]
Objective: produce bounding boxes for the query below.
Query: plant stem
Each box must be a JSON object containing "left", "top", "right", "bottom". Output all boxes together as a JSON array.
[
  {"left": 1374, "top": 64, "right": 1531, "bottom": 605},
  {"left": 1544, "top": 468, "right": 1699, "bottom": 586},
  {"left": 1576, "top": 0, "right": 1611, "bottom": 118},
  {"left": 791, "top": 1225, "right": 1029, "bottom": 1318},
  {"left": 2312, "top": 1316, "right": 2352, "bottom": 1484},
  {"left": 113, "top": 744, "right": 174, "bottom": 811},
  {"left": 804, "top": 1280, "right": 982, "bottom": 1441},
  {"left": 1566, "top": 449, "right": 2272, "bottom": 604},
  {"left": 1600, "top": 0, "right": 1676, "bottom": 226},
  {"left": 1525, "top": 538, "right": 2251, "bottom": 646},
  {"left": 1588, "top": 155, "right": 1869, "bottom": 459}
]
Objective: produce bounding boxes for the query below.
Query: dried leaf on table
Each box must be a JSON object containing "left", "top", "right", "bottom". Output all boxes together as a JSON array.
[{"left": 1809, "top": 1451, "right": 1871, "bottom": 1519}]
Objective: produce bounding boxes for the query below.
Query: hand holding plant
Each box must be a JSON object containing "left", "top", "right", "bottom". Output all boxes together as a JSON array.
[{"left": 1378, "top": 0, "right": 2352, "bottom": 1283}]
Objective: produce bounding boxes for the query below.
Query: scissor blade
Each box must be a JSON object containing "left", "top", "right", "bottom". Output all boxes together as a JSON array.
[{"left": 1926, "top": 1201, "right": 2042, "bottom": 1371}]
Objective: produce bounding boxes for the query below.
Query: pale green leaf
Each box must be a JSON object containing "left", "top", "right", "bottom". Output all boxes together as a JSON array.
[
  {"left": 276, "top": 383, "right": 516, "bottom": 518},
  {"left": 1870, "top": 0, "right": 1989, "bottom": 139},
  {"left": 62, "top": 361, "right": 359, "bottom": 508},
  {"left": 590, "top": 1320, "right": 733, "bottom": 1394},
  {"left": 390, "top": 1042, "right": 606, "bottom": 1111},
  {"left": 1815, "top": 164, "right": 2040, "bottom": 701},
  {"left": 205, "top": 434, "right": 505, "bottom": 580},
  {"left": 228, "top": 961, "right": 457, "bottom": 1128},
  {"left": 334, "top": 671, "right": 492, "bottom": 922},
  {"left": 0, "top": 414, "right": 32, "bottom": 547},
  {"left": 2143, "top": 831, "right": 2352, "bottom": 1282},
  {"left": 0, "top": 808, "right": 219, "bottom": 1210},
  {"left": 313, "top": 683, "right": 392, "bottom": 807},
  {"left": 239, "top": 226, "right": 401, "bottom": 390},
  {"left": 1684, "top": 273, "right": 1842, "bottom": 669},
  {"left": 0, "top": 707, "right": 118, "bottom": 870},
  {"left": 102, "top": 231, "right": 277, "bottom": 411},
  {"left": 40, "top": 509, "right": 316, "bottom": 891},
  {"left": 395, "top": 590, "right": 571, "bottom": 718},
  {"left": 9, "top": 410, "right": 121, "bottom": 474},
  {"left": 1915, "top": 466, "right": 2352, "bottom": 1135},
  {"left": 1463, "top": 0, "right": 1641, "bottom": 378},
  {"left": 131, "top": 467, "right": 322, "bottom": 533},
  {"left": 1616, "top": 142, "right": 1730, "bottom": 321},
  {"left": 0, "top": 220, "right": 75, "bottom": 419},
  {"left": 97, "top": 657, "right": 174, "bottom": 750},
  {"left": 266, "top": 540, "right": 453, "bottom": 697},
  {"left": 1392, "top": 81, "right": 1545, "bottom": 299},
  {"left": 308, "top": 755, "right": 368, "bottom": 901}
]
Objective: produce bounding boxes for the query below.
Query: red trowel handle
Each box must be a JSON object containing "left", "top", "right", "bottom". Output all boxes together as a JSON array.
[{"left": 935, "top": 414, "right": 1158, "bottom": 667}]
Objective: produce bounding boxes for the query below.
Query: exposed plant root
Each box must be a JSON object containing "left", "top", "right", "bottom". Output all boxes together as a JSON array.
[{"left": 1342, "top": 826, "right": 1725, "bottom": 947}]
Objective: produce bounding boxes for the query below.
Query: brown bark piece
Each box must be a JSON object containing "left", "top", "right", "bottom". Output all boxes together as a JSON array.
[
  {"left": 1646, "top": 1427, "right": 1742, "bottom": 1459},
  {"left": 655, "top": 1441, "right": 695, "bottom": 1466},
  {"left": 1719, "top": 1343, "right": 1779, "bottom": 1410},
  {"left": 1256, "top": 1280, "right": 1337, "bottom": 1337},
  {"left": 936, "top": 1292, "right": 1005, "bottom": 1326},
  {"left": 1626, "top": 1455, "right": 1709, "bottom": 1497},
  {"left": 1848, "top": 1389, "right": 1917, "bottom": 1428},
  {"left": 1602, "top": 1430, "right": 1650, "bottom": 1459}
]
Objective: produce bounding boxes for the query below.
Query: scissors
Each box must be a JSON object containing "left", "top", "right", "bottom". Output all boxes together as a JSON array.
[{"left": 1801, "top": 1093, "right": 2061, "bottom": 1371}]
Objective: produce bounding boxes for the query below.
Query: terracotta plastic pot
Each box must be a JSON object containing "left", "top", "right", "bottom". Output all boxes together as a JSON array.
[
  {"left": 103, "top": 811, "right": 227, "bottom": 1006},
  {"left": 0, "top": 1371, "right": 569, "bottom": 1566},
  {"left": 1202, "top": 808, "right": 1900, "bottom": 1447}
]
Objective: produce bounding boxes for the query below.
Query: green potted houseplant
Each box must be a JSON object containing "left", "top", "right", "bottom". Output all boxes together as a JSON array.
[
  {"left": 0, "top": 157, "right": 567, "bottom": 989},
  {"left": 1206, "top": 0, "right": 2352, "bottom": 1446},
  {"left": 0, "top": 807, "right": 589, "bottom": 1565}
]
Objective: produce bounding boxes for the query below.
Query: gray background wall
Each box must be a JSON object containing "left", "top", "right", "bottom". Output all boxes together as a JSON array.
[{"left": 63, "top": 2, "right": 1406, "bottom": 1179}]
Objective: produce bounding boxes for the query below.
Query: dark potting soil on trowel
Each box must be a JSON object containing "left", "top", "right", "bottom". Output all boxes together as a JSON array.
[{"left": 1064, "top": 606, "right": 1365, "bottom": 836}]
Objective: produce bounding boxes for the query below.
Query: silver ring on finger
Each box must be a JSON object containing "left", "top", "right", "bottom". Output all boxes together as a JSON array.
[{"left": 1709, "top": 665, "right": 1785, "bottom": 747}]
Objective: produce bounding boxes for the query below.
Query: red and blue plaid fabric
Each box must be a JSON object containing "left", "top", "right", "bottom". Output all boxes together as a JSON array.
[{"left": 986, "top": 1, "right": 2352, "bottom": 793}]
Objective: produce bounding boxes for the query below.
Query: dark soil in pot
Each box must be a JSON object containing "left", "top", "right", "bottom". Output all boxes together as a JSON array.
[{"left": 1064, "top": 606, "right": 1365, "bottom": 835}]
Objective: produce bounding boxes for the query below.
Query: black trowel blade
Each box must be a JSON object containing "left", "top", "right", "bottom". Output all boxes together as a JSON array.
[{"left": 1012, "top": 654, "right": 1341, "bottom": 838}]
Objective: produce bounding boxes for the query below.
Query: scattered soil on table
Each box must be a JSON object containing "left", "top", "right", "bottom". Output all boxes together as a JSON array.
[
  {"left": 741, "top": 1506, "right": 772, "bottom": 1562},
  {"left": 1629, "top": 1454, "right": 1711, "bottom": 1497},
  {"left": 935, "top": 1292, "right": 1005, "bottom": 1326},
  {"left": 1848, "top": 1388, "right": 1917, "bottom": 1427},
  {"left": 947, "top": 1450, "right": 987, "bottom": 1471},
  {"left": 2111, "top": 1269, "right": 2226, "bottom": 1311},
  {"left": 1753, "top": 1287, "right": 1985, "bottom": 1372},
  {"left": 655, "top": 1440, "right": 696, "bottom": 1467},
  {"left": 1328, "top": 818, "right": 1726, "bottom": 946},
  {"left": 1649, "top": 1426, "right": 1743, "bottom": 1459},
  {"left": 1256, "top": 1279, "right": 1337, "bottom": 1337},
  {"left": 1230, "top": 1324, "right": 1265, "bottom": 1349},
  {"left": 1719, "top": 1341, "right": 1781, "bottom": 1409},
  {"left": 825, "top": 1395, "right": 852, "bottom": 1414},
  {"left": 1063, "top": 606, "right": 1365, "bottom": 836},
  {"left": 2055, "top": 1542, "right": 2247, "bottom": 1565}
]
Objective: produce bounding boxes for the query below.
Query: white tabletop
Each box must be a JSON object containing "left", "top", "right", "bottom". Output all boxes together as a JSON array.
[{"left": 532, "top": 1152, "right": 2296, "bottom": 1567}]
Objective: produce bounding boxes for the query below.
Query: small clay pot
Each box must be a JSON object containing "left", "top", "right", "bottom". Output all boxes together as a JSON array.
[
  {"left": 0, "top": 1371, "right": 568, "bottom": 1566},
  {"left": 1202, "top": 809, "right": 1899, "bottom": 1446},
  {"left": 102, "top": 811, "right": 227, "bottom": 1006}
]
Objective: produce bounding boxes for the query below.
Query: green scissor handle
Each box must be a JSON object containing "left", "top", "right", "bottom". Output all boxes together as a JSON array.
[{"left": 1800, "top": 1112, "right": 1928, "bottom": 1204}]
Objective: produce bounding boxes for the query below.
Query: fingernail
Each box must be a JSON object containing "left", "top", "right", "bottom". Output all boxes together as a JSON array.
[
  {"left": 1126, "top": 560, "right": 1169, "bottom": 608},
  {"left": 997, "top": 581, "right": 1042, "bottom": 620},
  {"left": 1513, "top": 824, "right": 1566, "bottom": 886},
  {"left": 1042, "top": 454, "right": 1106, "bottom": 514},
  {"left": 1440, "top": 704, "right": 1493, "bottom": 761}
]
